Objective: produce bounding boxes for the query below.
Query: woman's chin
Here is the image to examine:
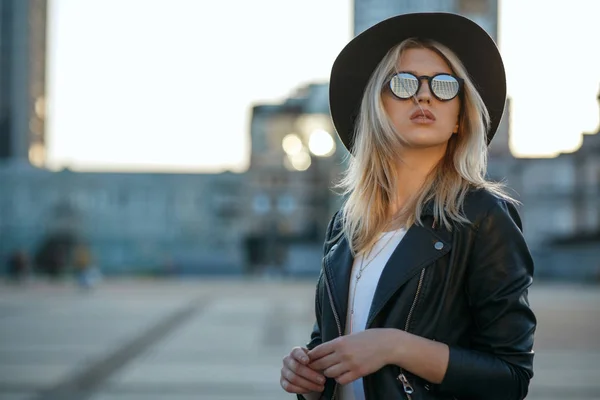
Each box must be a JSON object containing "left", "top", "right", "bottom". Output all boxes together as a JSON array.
[{"left": 398, "top": 133, "right": 452, "bottom": 149}]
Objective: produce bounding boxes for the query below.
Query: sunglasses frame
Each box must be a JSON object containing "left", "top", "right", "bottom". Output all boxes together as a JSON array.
[{"left": 385, "top": 72, "right": 464, "bottom": 102}]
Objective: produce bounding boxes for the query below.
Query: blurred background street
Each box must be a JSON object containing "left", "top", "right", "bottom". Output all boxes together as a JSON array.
[
  {"left": 0, "top": 279, "right": 599, "bottom": 400},
  {"left": 1, "top": 0, "right": 600, "bottom": 399}
]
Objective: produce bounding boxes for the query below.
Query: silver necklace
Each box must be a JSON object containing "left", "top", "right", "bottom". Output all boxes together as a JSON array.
[{"left": 349, "top": 230, "right": 399, "bottom": 332}]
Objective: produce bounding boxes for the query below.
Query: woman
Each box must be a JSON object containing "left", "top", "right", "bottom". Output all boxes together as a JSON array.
[{"left": 280, "top": 12, "right": 536, "bottom": 400}]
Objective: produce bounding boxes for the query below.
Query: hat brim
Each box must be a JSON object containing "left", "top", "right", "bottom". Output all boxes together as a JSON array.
[{"left": 329, "top": 12, "right": 506, "bottom": 152}]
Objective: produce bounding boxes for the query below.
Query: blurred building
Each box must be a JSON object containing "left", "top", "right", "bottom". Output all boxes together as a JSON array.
[
  {"left": 487, "top": 91, "right": 600, "bottom": 279},
  {"left": 0, "top": 82, "right": 597, "bottom": 278},
  {"left": 0, "top": 84, "right": 347, "bottom": 278},
  {"left": 0, "top": 0, "right": 47, "bottom": 167},
  {"left": 0, "top": 0, "right": 596, "bottom": 280},
  {"left": 245, "top": 83, "right": 346, "bottom": 275},
  {"left": 0, "top": 167, "right": 246, "bottom": 276},
  {"left": 354, "top": 0, "right": 498, "bottom": 40}
]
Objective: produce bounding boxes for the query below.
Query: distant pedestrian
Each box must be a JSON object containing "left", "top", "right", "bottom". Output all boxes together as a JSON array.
[
  {"left": 280, "top": 13, "right": 536, "bottom": 400},
  {"left": 73, "top": 244, "right": 101, "bottom": 289},
  {"left": 6, "top": 250, "right": 29, "bottom": 282}
]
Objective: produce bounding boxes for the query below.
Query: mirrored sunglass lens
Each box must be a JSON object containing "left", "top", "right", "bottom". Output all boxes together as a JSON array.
[
  {"left": 431, "top": 75, "right": 460, "bottom": 100},
  {"left": 390, "top": 74, "right": 419, "bottom": 98}
]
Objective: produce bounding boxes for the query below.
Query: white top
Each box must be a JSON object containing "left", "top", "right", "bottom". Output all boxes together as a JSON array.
[
  {"left": 303, "top": 228, "right": 406, "bottom": 400},
  {"left": 339, "top": 228, "right": 406, "bottom": 400}
]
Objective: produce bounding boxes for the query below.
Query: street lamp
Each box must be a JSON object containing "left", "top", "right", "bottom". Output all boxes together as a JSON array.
[
  {"left": 285, "top": 149, "right": 311, "bottom": 171},
  {"left": 282, "top": 133, "right": 303, "bottom": 156},
  {"left": 282, "top": 133, "right": 312, "bottom": 171},
  {"left": 308, "top": 129, "right": 336, "bottom": 157}
]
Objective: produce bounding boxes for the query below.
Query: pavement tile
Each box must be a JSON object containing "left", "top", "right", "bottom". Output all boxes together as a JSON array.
[
  {"left": 0, "top": 364, "right": 76, "bottom": 386},
  {"left": 0, "top": 280, "right": 598, "bottom": 400}
]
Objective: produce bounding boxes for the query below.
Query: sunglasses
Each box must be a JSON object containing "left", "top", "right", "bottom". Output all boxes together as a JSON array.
[{"left": 386, "top": 72, "right": 464, "bottom": 101}]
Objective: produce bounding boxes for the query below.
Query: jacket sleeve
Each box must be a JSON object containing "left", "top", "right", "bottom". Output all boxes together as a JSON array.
[
  {"left": 438, "top": 200, "right": 537, "bottom": 400},
  {"left": 298, "top": 212, "right": 339, "bottom": 400},
  {"left": 306, "top": 270, "right": 324, "bottom": 351},
  {"left": 307, "top": 210, "right": 338, "bottom": 350},
  {"left": 297, "top": 273, "right": 325, "bottom": 400}
]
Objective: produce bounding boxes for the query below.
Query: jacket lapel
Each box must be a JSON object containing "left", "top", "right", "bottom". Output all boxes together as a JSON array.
[
  {"left": 323, "top": 206, "right": 454, "bottom": 334},
  {"left": 366, "top": 221, "right": 452, "bottom": 328},
  {"left": 323, "top": 234, "right": 354, "bottom": 334}
]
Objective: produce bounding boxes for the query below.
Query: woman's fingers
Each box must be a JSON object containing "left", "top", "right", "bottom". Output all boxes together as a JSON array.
[
  {"left": 285, "top": 354, "right": 327, "bottom": 386},
  {"left": 280, "top": 375, "right": 312, "bottom": 394},
  {"left": 281, "top": 365, "right": 325, "bottom": 393},
  {"left": 291, "top": 347, "right": 310, "bottom": 364},
  {"left": 308, "top": 352, "right": 339, "bottom": 372},
  {"left": 290, "top": 347, "right": 327, "bottom": 383},
  {"left": 279, "top": 347, "right": 327, "bottom": 394},
  {"left": 323, "top": 362, "right": 350, "bottom": 380}
]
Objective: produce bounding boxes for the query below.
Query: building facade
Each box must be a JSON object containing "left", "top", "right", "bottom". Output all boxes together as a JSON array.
[
  {"left": 353, "top": 0, "right": 498, "bottom": 40},
  {"left": 1, "top": 86, "right": 598, "bottom": 280},
  {"left": 0, "top": 0, "right": 596, "bottom": 280},
  {"left": 245, "top": 83, "right": 347, "bottom": 275},
  {"left": 487, "top": 94, "right": 600, "bottom": 279},
  {"left": 0, "top": 165, "right": 246, "bottom": 276},
  {"left": 0, "top": 0, "right": 47, "bottom": 167}
]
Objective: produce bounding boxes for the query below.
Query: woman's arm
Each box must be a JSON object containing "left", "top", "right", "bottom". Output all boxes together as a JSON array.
[
  {"left": 385, "top": 329, "right": 449, "bottom": 384},
  {"left": 438, "top": 200, "right": 536, "bottom": 399},
  {"left": 389, "top": 200, "right": 535, "bottom": 400}
]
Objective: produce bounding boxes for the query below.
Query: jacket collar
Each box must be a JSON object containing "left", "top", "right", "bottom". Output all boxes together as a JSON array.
[{"left": 323, "top": 210, "right": 452, "bottom": 333}]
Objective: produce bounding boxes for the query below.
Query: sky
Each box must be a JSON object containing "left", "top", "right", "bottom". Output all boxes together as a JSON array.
[{"left": 45, "top": 0, "right": 600, "bottom": 173}]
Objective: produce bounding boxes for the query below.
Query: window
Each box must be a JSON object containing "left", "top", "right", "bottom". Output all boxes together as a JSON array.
[{"left": 459, "top": 0, "right": 489, "bottom": 14}]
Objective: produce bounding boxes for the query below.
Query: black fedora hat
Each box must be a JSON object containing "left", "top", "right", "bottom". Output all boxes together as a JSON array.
[{"left": 329, "top": 12, "right": 506, "bottom": 152}]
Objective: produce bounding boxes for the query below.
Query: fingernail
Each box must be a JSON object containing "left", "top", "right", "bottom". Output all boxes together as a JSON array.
[{"left": 301, "top": 356, "right": 309, "bottom": 363}]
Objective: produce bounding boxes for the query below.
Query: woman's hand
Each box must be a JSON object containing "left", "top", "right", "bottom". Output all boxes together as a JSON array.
[
  {"left": 280, "top": 346, "right": 327, "bottom": 394},
  {"left": 307, "top": 329, "right": 396, "bottom": 385}
]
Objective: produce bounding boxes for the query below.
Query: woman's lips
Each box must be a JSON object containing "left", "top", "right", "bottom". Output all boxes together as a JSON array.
[{"left": 410, "top": 109, "right": 436, "bottom": 124}]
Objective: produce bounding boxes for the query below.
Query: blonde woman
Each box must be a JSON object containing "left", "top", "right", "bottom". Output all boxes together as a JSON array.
[{"left": 280, "top": 12, "right": 536, "bottom": 400}]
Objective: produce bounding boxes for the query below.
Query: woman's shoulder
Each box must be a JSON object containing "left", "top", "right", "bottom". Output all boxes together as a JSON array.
[{"left": 462, "top": 186, "right": 522, "bottom": 230}]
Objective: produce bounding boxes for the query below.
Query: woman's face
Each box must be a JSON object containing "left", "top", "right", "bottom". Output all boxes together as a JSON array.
[{"left": 382, "top": 48, "right": 461, "bottom": 149}]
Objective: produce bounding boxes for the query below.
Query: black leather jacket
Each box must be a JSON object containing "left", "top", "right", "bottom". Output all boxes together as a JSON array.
[{"left": 302, "top": 188, "right": 536, "bottom": 400}]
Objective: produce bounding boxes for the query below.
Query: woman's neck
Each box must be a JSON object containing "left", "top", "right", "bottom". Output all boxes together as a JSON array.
[{"left": 389, "top": 144, "right": 447, "bottom": 216}]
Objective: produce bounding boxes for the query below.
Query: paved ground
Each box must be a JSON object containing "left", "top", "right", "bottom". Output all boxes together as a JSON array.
[{"left": 0, "top": 277, "right": 598, "bottom": 400}]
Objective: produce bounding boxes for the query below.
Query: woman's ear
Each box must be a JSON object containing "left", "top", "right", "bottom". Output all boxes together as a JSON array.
[{"left": 453, "top": 124, "right": 459, "bottom": 134}]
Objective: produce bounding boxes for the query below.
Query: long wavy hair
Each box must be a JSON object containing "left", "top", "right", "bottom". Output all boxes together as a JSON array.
[{"left": 336, "top": 38, "right": 516, "bottom": 256}]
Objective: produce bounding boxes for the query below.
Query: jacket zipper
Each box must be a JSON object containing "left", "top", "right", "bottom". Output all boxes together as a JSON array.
[
  {"left": 397, "top": 267, "right": 426, "bottom": 400},
  {"left": 323, "top": 269, "right": 341, "bottom": 400}
]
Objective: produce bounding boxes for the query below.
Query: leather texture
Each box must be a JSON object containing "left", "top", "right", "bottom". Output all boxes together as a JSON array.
[{"left": 301, "top": 188, "right": 536, "bottom": 400}]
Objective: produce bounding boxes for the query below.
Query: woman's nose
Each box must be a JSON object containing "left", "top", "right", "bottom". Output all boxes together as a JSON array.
[{"left": 415, "top": 81, "right": 432, "bottom": 103}]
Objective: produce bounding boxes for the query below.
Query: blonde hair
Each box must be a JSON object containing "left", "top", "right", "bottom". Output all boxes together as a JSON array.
[{"left": 336, "top": 38, "right": 516, "bottom": 256}]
